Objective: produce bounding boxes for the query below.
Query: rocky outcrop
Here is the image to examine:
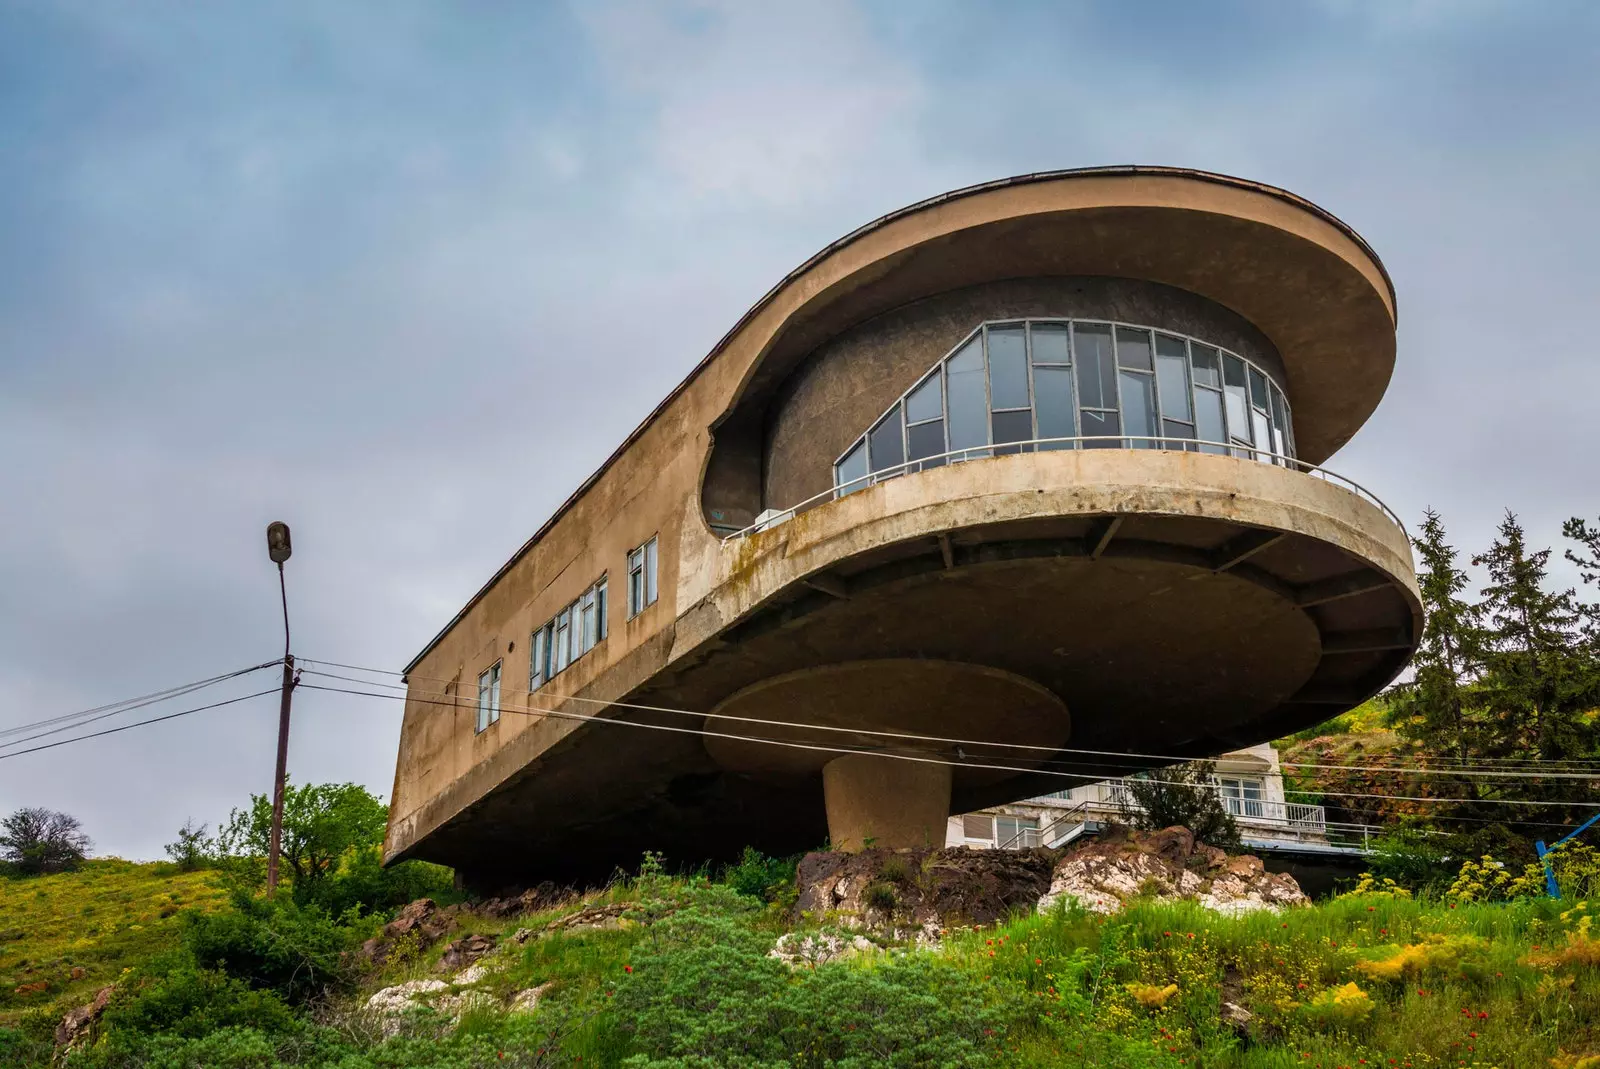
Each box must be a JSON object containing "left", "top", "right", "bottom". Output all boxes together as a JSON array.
[
  {"left": 1038, "top": 826, "right": 1307, "bottom": 915},
  {"left": 436, "top": 933, "right": 497, "bottom": 972},
  {"left": 795, "top": 846, "right": 1057, "bottom": 935},
  {"left": 768, "top": 931, "right": 875, "bottom": 968},
  {"left": 54, "top": 984, "right": 115, "bottom": 1053},
  {"left": 358, "top": 898, "right": 460, "bottom": 967},
  {"left": 476, "top": 882, "right": 577, "bottom": 919}
]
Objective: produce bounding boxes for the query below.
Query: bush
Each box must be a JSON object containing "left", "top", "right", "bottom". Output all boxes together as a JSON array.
[
  {"left": 97, "top": 962, "right": 301, "bottom": 1043},
  {"left": 1367, "top": 823, "right": 1456, "bottom": 892},
  {"left": 180, "top": 893, "right": 376, "bottom": 1005},
  {"left": 718, "top": 846, "right": 797, "bottom": 904},
  {"left": 300, "top": 842, "right": 456, "bottom": 917},
  {"left": 0, "top": 807, "right": 90, "bottom": 875},
  {"left": 163, "top": 819, "right": 216, "bottom": 873},
  {"left": 1121, "top": 761, "right": 1240, "bottom": 850}
]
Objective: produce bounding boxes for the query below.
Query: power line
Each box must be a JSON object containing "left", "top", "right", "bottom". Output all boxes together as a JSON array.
[
  {"left": 0, "top": 661, "right": 281, "bottom": 746},
  {"left": 296, "top": 681, "right": 1600, "bottom": 810},
  {"left": 295, "top": 663, "right": 1600, "bottom": 784},
  {"left": 0, "top": 688, "right": 280, "bottom": 761}
]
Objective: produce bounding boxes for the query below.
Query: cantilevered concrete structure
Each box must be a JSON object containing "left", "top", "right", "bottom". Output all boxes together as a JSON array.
[{"left": 385, "top": 167, "right": 1420, "bottom": 888}]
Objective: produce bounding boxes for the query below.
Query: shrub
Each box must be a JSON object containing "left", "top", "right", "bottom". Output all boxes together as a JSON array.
[
  {"left": 163, "top": 819, "right": 216, "bottom": 873},
  {"left": 864, "top": 881, "right": 898, "bottom": 914},
  {"left": 1344, "top": 872, "right": 1413, "bottom": 899},
  {"left": 181, "top": 893, "right": 376, "bottom": 1005},
  {"left": 96, "top": 962, "right": 300, "bottom": 1043},
  {"left": 1367, "top": 824, "right": 1455, "bottom": 892},
  {"left": 1120, "top": 761, "right": 1240, "bottom": 850},
  {"left": 718, "top": 846, "right": 798, "bottom": 903},
  {"left": 1354, "top": 933, "right": 1489, "bottom": 981},
  {"left": 1297, "top": 981, "right": 1376, "bottom": 1030},
  {"left": 0, "top": 807, "right": 91, "bottom": 875}
]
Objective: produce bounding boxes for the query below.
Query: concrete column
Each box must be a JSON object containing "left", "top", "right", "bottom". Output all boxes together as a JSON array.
[{"left": 822, "top": 752, "right": 952, "bottom": 852}]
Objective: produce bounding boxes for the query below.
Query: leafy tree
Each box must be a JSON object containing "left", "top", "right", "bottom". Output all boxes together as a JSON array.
[
  {"left": 0, "top": 807, "right": 90, "bottom": 874},
  {"left": 164, "top": 818, "right": 216, "bottom": 873},
  {"left": 219, "top": 781, "right": 386, "bottom": 902},
  {"left": 1562, "top": 513, "right": 1600, "bottom": 648},
  {"left": 1120, "top": 760, "right": 1240, "bottom": 851}
]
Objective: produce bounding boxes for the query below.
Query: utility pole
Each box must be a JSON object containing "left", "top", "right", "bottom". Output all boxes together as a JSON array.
[{"left": 265, "top": 521, "right": 296, "bottom": 899}]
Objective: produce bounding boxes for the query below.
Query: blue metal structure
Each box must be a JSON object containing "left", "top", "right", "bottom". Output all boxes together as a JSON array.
[{"left": 1536, "top": 810, "right": 1600, "bottom": 899}]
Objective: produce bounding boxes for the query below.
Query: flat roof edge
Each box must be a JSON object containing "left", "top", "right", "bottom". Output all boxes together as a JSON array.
[{"left": 403, "top": 165, "right": 1394, "bottom": 675}]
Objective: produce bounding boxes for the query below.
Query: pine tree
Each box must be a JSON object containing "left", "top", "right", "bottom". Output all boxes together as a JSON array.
[
  {"left": 1471, "top": 511, "right": 1587, "bottom": 762},
  {"left": 1391, "top": 509, "right": 1484, "bottom": 764}
]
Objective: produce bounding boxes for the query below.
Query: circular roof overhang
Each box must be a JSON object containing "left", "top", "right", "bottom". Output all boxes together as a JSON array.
[{"left": 716, "top": 167, "right": 1396, "bottom": 465}]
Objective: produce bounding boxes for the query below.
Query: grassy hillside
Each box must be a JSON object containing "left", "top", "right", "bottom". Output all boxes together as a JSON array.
[
  {"left": 0, "top": 860, "right": 225, "bottom": 1030},
  {"left": 5, "top": 852, "right": 1597, "bottom": 1068}
]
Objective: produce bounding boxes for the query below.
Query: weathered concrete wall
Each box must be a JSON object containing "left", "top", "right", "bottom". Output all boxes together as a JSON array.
[
  {"left": 761, "top": 276, "right": 1288, "bottom": 511},
  {"left": 386, "top": 169, "right": 1405, "bottom": 873}
]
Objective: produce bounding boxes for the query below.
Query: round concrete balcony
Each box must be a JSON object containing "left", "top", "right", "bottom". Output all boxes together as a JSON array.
[{"left": 668, "top": 444, "right": 1419, "bottom": 844}]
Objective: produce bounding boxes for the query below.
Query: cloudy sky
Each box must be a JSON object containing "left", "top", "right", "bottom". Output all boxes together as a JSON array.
[{"left": 2, "top": 1, "right": 1597, "bottom": 860}]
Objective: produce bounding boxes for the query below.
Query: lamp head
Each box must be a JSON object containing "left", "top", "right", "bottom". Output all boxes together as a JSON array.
[{"left": 266, "top": 522, "right": 292, "bottom": 564}]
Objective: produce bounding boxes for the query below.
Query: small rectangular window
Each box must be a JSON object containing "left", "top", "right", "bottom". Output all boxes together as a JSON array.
[
  {"left": 476, "top": 662, "right": 501, "bottom": 733},
  {"left": 991, "top": 409, "right": 1033, "bottom": 454},
  {"left": 628, "top": 537, "right": 659, "bottom": 616},
  {"left": 553, "top": 610, "right": 571, "bottom": 672},
  {"left": 907, "top": 420, "right": 946, "bottom": 469},
  {"left": 962, "top": 814, "right": 994, "bottom": 841},
  {"left": 1115, "top": 327, "right": 1153, "bottom": 372},
  {"left": 596, "top": 576, "right": 608, "bottom": 641},
  {"left": 1033, "top": 365, "right": 1076, "bottom": 449},
  {"left": 1194, "top": 385, "right": 1227, "bottom": 454},
  {"left": 1155, "top": 337, "right": 1192, "bottom": 424},
  {"left": 1190, "top": 344, "right": 1221, "bottom": 388},
  {"left": 1080, "top": 407, "right": 1120, "bottom": 448},
  {"left": 1072, "top": 323, "right": 1116, "bottom": 410},
  {"left": 1030, "top": 322, "right": 1071, "bottom": 366},
  {"left": 1118, "top": 369, "right": 1157, "bottom": 449},
  {"left": 579, "top": 588, "right": 597, "bottom": 653}
]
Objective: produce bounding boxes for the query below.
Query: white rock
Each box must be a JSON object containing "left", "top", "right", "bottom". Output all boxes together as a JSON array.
[
  {"left": 509, "top": 981, "right": 555, "bottom": 1013},
  {"left": 366, "top": 979, "right": 449, "bottom": 1014},
  {"left": 453, "top": 963, "right": 493, "bottom": 985},
  {"left": 768, "top": 931, "right": 874, "bottom": 968}
]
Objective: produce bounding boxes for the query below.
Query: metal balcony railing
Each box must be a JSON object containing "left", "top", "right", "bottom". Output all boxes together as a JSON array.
[{"left": 722, "top": 435, "right": 1404, "bottom": 541}]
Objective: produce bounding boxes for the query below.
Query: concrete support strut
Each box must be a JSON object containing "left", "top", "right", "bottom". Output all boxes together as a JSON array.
[{"left": 822, "top": 751, "right": 952, "bottom": 852}]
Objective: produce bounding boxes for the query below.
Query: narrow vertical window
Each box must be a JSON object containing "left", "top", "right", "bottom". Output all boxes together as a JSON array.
[
  {"left": 529, "top": 627, "right": 547, "bottom": 692},
  {"left": 644, "top": 536, "right": 658, "bottom": 607},
  {"left": 1190, "top": 344, "right": 1227, "bottom": 455},
  {"left": 988, "top": 324, "right": 1032, "bottom": 454},
  {"left": 476, "top": 662, "right": 501, "bottom": 733},
  {"left": 1074, "top": 323, "right": 1119, "bottom": 447},
  {"left": 904, "top": 370, "right": 945, "bottom": 470},
  {"left": 596, "top": 576, "right": 608, "bottom": 640},
  {"left": 1222, "top": 354, "right": 1253, "bottom": 457},
  {"left": 944, "top": 334, "right": 988, "bottom": 459},
  {"left": 553, "top": 610, "right": 571, "bottom": 672},
  {"left": 1031, "top": 323, "right": 1075, "bottom": 450},
  {"left": 579, "top": 588, "right": 597, "bottom": 653},
  {"left": 1115, "top": 327, "right": 1157, "bottom": 449},
  {"left": 1154, "top": 334, "right": 1194, "bottom": 448}
]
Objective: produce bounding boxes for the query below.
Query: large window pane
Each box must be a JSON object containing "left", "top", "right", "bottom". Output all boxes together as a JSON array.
[
  {"left": 907, "top": 420, "right": 946, "bottom": 469},
  {"left": 1119, "top": 370, "right": 1157, "bottom": 448},
  {"left": 835, "top": 438, "right": 868, "bottom": 495},
  {"left": 1073, "top": 324, "right": 1116, "bottom": 410},
  {"left": 1115, "top": 327, "right": 1153, "bottom": 371},
  {"left": 868, "top": 403, "right": 905, "bottom": 474},
  {"left": 987, "top": 326, "right": 1029, "bottom": 409},
  {"left": 1190, "top": 344, "right": 1220, "bottom": 388},
  {"left": 946, "top": 336, "right": 989, "bottom": 458},
  {"left": 1081, "top": 407, "right": 1120, "bottom": 447},
  {"left": 1030, "top": 322, "right": 1070, "bottom": 365},
  {"left": 1223, "top": 355, "right": 1251, "bottom": 447},
  {"left": 1155, "top": 341, "right": 1192, "bottom": 423},
  {"left": 1194, "top": 386, "right": 1226, "bottom": 454},
  {"left": 906, "top": 370, "right": 942, "bottom": 424},
  {"left": 991, "top": 409, "right": 1033, "bottom": 454},
  {"left": 1033, "top": 366, "right": 1076, "bottom": 449}
]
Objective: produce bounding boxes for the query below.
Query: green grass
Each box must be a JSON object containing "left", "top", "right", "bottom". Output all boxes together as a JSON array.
[
  {"left": 0, "top": 859, "right": 225, "bottom": 1028},
  {"left": 8, "top": 858, "right": 1600, "bottom": 1067}
]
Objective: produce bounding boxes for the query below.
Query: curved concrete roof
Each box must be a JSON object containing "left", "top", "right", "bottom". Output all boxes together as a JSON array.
[
  {"left": 712, "top": 166, "right": 1397, "bottom": 467},
  {"left": 405, "top": 167, "right": 1396, "bottom": 675}
]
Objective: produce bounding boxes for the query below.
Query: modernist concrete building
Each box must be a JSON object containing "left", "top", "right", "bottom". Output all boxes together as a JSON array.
[{"left": 385, "top": 167, "right": 1421, "bottom": 888}]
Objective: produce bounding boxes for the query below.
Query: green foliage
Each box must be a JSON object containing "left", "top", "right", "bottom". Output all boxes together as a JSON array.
[
  {"left": 97, "top": 961, "right": 301, "bottom": 1042},
  {"left": 0, "top": 807, "right": 91, "bottom": 875},
  {"left": 1366, "top": 822, "right": 1456, "bottom": 892},
  {"left": 609, "top": 900, "right": 1005, "bottom": 1067},
  {"left": 180, "top": 893, "right": 376, "bottom": 1005},
  {"left": 1121, "top": 760, "right": 1240, "bottom": 851},
  {"left": 219, "top": 780, "right": 388, "bottom": 903},
  {"left": 717, "top": 846, "right": 797, "bottom": 904},
  {"left": 162, "top": 819, "right": 215, "bottom": 873}
]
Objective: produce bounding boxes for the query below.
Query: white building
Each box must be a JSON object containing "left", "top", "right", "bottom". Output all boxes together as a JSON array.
[{"left": 947, "top": 744, "right": 1373, "bottom": 855}]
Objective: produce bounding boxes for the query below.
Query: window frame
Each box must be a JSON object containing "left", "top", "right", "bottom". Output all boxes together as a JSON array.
[
  {"left": 627, "top": 536, "right": 659, "bottom": 618},
  {"left": 475, "top": 661, "right": 501, "bottom": 734},
  {"left": 833, "top": 317, "right": 1295, "bottom": 492},
  {"left": 530, "top": 573, "right": 610, "bottom": 693}
]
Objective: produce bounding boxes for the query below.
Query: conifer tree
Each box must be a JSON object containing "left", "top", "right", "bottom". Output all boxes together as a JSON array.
[
  {"left": 1471, "top": 511, "right": 1587, "bottom": 763},
  {"left": 1391, "top": 509, "right": 1484, "bottom": 764}
]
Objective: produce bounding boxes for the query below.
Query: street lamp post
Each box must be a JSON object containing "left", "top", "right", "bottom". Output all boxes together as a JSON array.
[{"left": 265, "top": 521, "right": 295, "bottom": 899}]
